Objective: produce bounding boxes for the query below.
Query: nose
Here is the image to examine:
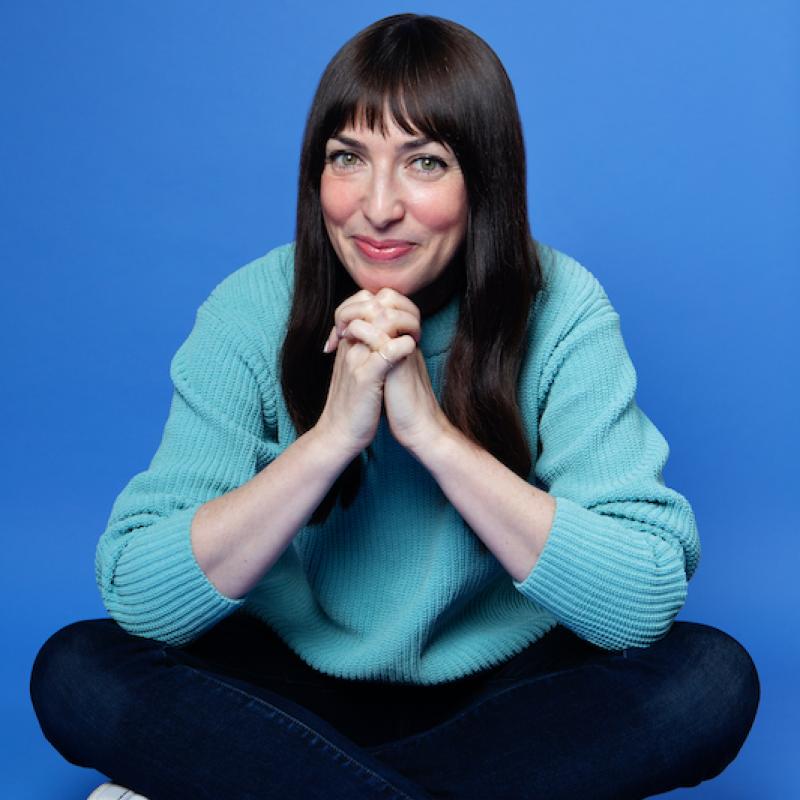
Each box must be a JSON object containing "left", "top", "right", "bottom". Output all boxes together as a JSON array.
[{"left": 361, "top": 167, "right": 405, "bottom": 229}]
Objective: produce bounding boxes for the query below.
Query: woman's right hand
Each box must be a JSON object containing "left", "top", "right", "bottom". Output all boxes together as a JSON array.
[{"left": 315, "top": 289, "right": 419, "bottom": 456}]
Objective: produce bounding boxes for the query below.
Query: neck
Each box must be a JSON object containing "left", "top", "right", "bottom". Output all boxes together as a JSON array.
[{"left": 411, "top": 249, "right": 464, "bottom": 319}]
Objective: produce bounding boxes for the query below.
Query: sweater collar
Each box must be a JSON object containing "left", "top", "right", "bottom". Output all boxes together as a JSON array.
[{"left": 419, "top": 288, "right": 460, "bottom": 358}]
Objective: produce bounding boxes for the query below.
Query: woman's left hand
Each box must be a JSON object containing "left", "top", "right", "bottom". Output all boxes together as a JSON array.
[{"left": 381, "top": 344, "right": 451, "bottom": 453}]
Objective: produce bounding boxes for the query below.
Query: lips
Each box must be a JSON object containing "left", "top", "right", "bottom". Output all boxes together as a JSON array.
[{"left": 353, "top": 236, "right": 416, "bottom": 262}]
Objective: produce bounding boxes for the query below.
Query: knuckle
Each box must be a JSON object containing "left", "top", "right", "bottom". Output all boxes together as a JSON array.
[
  {"left": 349, "top": 318, "right": 367, "bottom": 336},
  {"left": 376, "top": 287, "right": 398, "bottom": 304},
  {"left": 374, "top": 308, "right": 391, "bottom": 327}
]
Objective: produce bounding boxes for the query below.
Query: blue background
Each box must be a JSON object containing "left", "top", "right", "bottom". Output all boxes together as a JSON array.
[{"left": 1, "top": 1, "right": 797, "bottom": 796}]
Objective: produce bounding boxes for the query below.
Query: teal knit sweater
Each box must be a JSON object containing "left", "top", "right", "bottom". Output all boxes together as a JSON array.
[{"left": 95, "top": 240, "right": 700, "bottom": 685}]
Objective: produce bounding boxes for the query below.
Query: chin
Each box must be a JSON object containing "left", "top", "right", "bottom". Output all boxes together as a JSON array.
[{"left": 352, "top": 269, "right": 416, "bottom": 296}]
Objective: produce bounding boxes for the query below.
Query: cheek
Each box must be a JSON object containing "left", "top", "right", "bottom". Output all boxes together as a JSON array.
[
  {"left": 409, "top": 185, "right": 468, "bottom": 234},
  {"left": 320, "top": 175, "right": 358, "bottom": 226}
]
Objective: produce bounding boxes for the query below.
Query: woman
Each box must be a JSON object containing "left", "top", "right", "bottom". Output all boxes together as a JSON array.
[{"left": 30, "top": 13, "right": 759, "bottom": 800}]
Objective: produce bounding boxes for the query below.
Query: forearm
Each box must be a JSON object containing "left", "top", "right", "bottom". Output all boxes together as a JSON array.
[
  {"left": 408, "top": 422, "right": 557, "bottom": 583},
  {"left": 408, "top": 422, "right": 693, "bottom": 649},
  {"left": 191, "top": 425, "right": 357, "bottom": 599}
]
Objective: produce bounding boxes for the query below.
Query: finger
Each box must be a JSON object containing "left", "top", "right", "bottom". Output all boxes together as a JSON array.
[
  {"left": 334, "top": 289, "right": 419, "bottom": 333},
  {"left": 359, "top": 333, "right": 417, "bottom": 375},
  {"left": 340, "top": 318, "right": 393, "bottom": 351},
  {"left": 323, "top": 325, "right": 338, "bottom": 354},
  {"left": 374, "top": 287, "right": 421, "bottom": 323},
  {"left": 338, "top": 285, "right": 419, "bottom": 319},
  {"left": 333, "top": 290, "right": 375, "bottom": 333},
  {"left": 335, "top": 298, "right": 383, "bottom": 335},
  {"left": 336, "top": 303, "right": 421, "bottom": 343},
  {"left": 379, "top": 334, "right": 417, "bottom": 367}
]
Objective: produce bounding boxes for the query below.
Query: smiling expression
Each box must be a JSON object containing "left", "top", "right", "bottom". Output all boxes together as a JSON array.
[{"left": 320, "top": 110, "right": 469, "bottom": 298}]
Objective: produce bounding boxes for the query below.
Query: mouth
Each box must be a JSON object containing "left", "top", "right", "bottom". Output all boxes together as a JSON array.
[{"left": 352, "top": 236, "right": 416, "bottom": 262}]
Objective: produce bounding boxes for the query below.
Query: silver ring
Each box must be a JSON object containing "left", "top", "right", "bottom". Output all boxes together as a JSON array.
[{"left": 377, "top": 349, "right": 394, "bottom": 366}]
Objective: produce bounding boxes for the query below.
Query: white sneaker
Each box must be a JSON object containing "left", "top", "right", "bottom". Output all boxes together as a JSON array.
[{"left": 86, "top": 783, "right": 151, "bottom": 800}]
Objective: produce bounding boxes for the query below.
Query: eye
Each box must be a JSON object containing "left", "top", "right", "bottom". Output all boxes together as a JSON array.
[
  {"left": 326, "top": 150, "right": 362, "bottom": 170},
  {"left": 411, "top": 156, "right": 447, "bottom": 175}
]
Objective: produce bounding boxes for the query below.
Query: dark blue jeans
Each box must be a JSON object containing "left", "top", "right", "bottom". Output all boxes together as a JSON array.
[{"left": 30, "top": 613, "right": 759, "bottom": 800}]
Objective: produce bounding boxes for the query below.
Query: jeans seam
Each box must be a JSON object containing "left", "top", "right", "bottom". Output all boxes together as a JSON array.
[{"left": 175, "top": 659, "right": 422, "bottom": 800}]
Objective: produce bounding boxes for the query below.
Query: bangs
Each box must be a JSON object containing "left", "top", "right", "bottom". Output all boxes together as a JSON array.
[
  {"left": 325, "top": 40, "right": 460, "bottom": 148},
  {"left": 335, "top": 88, "right": 446, "bottom": 144}
]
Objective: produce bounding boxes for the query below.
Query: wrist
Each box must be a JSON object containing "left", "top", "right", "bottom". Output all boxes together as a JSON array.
[
  {"left": 404, "top": 415, "right": 457, "bottom": 468},
  {"left": 307, "top": 423, "right": 364, "bottom": 469}
]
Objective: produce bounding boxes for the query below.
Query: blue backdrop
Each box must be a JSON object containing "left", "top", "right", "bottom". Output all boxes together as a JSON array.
[{"left": 1, "top": 1, "right": 797, "bottom": 796}]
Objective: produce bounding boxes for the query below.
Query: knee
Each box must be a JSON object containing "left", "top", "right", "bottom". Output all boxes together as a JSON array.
[
  {"left": 687, "top": 623, "right": 760, "bottom": 737},
  {"left": 30, "top": 619, "right": 119, "bottom": 765},
  {"left": 663, "top": 622, "right": 760, "bottom": 780}
]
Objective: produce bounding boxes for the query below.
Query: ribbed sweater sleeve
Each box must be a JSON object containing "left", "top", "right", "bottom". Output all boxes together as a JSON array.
[
  {"left": 513, "top": 275, "right": 701, "bottom": 650},
  {"left": 95, "top": 296, "right": 279, "bottom": 646}
]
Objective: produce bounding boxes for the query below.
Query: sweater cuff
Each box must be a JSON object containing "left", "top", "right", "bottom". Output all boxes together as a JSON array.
[
  {"left": 102, "top": 504, "right": 245, "bottom": 646},
  {"left": 511, "top": 494, "right": 686, "bottom": 649}
]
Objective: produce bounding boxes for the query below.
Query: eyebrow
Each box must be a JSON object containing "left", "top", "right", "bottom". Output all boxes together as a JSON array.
[{"left": 329, "top": 134, "right": 442, "bottom": 152}]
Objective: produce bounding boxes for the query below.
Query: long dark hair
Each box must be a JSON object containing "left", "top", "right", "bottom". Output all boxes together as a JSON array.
[{"left": 282, "top": 13, "right": 544, "bottom": 525}]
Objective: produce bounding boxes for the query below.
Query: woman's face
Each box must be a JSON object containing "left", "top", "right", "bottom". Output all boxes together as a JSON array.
[{"left": 320, "top": 111, "right": 468, "bottom": 298}]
